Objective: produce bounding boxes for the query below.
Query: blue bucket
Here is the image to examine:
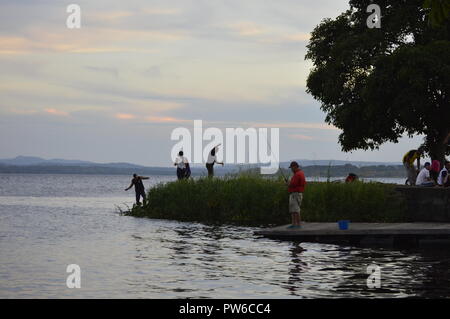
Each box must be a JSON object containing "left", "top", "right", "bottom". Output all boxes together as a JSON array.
[{"left": 338, "top": 220, "right": 350, "bottom": 230}]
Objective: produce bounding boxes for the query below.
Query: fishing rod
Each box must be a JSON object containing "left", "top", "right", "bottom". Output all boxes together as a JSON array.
[{"left": 263, "top": 130, "right": 289, "bottom": 183}]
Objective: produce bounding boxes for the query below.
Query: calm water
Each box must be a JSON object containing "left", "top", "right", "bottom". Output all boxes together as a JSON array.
[{"left": 1, "top": 174, "right": 449, "bottom": 298}]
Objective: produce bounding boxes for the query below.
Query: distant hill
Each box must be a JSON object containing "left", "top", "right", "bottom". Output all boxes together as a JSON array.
[
  {"left": 0, "top": 156, "right": 405, "bottom": 177},
  {"left": 0, "top": 156, "right": 95, "bottom": 166},
  {"left": 0, "top": 156, "right": 205, "bottom": 176},
  {"left": 0, "top": 156, "right": 145, "bottom": 168},
  {"left": 0, "top": 156, "right": 401, "bottom": 168}
]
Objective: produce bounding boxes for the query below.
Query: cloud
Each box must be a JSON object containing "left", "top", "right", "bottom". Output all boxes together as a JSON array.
[
  {"left": 282, "top": 32, "right": 310, "bottom": 42},
  {"left": 0, "top": 36, "right": 31, "bottom": 55},
  {"left": 142, "top": 8, "right": 182, "bottom": 16},
  {"left": 243, "top": 121, "right": 338, "bottom": 131},
  {"left": 67, "top": 47, "right": 159, "bottom": 54},
  {"left": 1, "top": 0, "right": 365, "bottom": 166},
  {"left": 84, "top": 7, "right": 182, "bottom": 23},
  {"left": 223, "top": 21, "right": 311, "bottom": 48},
  {"left": 5, "top": 108, "right": 38, "bottom": 115},
  {"left": 145, "top": 116, "right": 190, "bottom": 124},
  {"left": 0, "top": 27, "right": 185, "bottom": 55},
  {"left": 132, "top": 117, "right": 338, "bottom": 131},
  {"left": 85, "top": 11, "right": 134, "bottom": 22},
  {"left": 288, "top": 134, "right": 315, "bottom": 140},
  {"left": 44, "top": 108, "right": 70, "bottom": 116},
  {"left": 144, "top": 66, "right": 162, "bottom": 78},
  {"left": 85, "top": 66, "right": 119, "bottom": 77},
  {"left": 230, "top": 22, "right": 266, "bottom": 36},
  {"left": 115, "top": 113, "right": 136, "bottom": 120}
]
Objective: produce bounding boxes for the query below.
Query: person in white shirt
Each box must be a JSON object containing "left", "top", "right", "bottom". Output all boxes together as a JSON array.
[
  {"left": 206, "top": 145, "right": 223, "bottom": 177},
  {"left": 174, "top": 151, "right": 190, "bottom": 180},
  {"left": 438, "top": 161, "right": 450, "bottom": 187},
  {"left": 415, "top": 162, "right": 434, "bottom": 187}
]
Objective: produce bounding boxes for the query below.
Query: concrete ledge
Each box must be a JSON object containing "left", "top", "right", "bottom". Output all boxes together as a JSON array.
[{"left": 255, "top": 222, "right": 450, "bottom": 246}]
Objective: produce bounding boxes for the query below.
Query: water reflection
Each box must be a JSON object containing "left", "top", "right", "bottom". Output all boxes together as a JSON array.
[
  {"left": 404, "top": 248, "right": 450, "bottom": 298},
  {"left": 123, "top": 222, "right": 449, "bottom": 298},
  {"left": 285, "top": 243, "right": 307, "bottom": 296}
]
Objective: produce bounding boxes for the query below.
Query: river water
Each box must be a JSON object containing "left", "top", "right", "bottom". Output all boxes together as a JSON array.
[{"left": 1, "top": 174, "right": 449, "bottom": 298}]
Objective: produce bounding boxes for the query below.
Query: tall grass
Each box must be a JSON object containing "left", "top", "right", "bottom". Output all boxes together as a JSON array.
[{"left": 125, "top": 175, "right": 408, "bottom": 226}]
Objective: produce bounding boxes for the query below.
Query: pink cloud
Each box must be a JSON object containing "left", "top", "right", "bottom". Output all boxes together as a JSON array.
[
  {"left": 115, "top": 113, "right": 136, "bottom": 120},
  {"left": 0, "top": 26, "right": 184, "bottom": 55},
  {"left": 44, "top": 108, "right": 69, "bottom": 116},
  {"left": 282, "top": 33, "right": 310, "bottom": 42},
  {"left": 145, "top": 116, "right": 190, "bottom": 124}
]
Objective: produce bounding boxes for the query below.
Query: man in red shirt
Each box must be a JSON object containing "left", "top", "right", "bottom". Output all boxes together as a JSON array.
[{"left": 286, "top": 161, "right": 306, "bottom": 228}]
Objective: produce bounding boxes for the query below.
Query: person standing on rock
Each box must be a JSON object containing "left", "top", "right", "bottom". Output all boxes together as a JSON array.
[
  {"left": 206, "top": 145, "right": 224, "bottom": 177},
  {"left": 125, "top": 174, "right": 149, "bottom": 205},
  {"left": 174, "top": 151, "right": 190, "bottom": 180},
  {"left": 286, "top": 161, "right": 306, "bottom": 229}
]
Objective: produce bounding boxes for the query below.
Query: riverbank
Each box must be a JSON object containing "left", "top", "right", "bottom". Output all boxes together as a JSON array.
[{"left": 125, "top": 176, "right": 408, "bottom": 226}]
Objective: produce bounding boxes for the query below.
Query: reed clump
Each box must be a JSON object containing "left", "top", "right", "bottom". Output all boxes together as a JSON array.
[{"left": 125, "top": 175, "right": 407, "bottom": 226}]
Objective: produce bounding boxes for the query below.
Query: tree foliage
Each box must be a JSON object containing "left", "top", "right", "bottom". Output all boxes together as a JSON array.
[
  {"left": 424, "top": 0, "right": 450, "bottom": 27},
  {"left": 305, "top": 0, "right": 450, "bottom": 162}
]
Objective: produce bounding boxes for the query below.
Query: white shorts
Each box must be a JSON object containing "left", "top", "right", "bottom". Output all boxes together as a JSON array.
[{"left": 289, "top": 192, "right": 303, "bottom": 214}]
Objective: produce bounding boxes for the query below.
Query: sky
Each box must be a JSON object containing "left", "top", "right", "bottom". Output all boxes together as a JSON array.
[{"left": 0, "top": 0, "right": 423, "bottom": 166}]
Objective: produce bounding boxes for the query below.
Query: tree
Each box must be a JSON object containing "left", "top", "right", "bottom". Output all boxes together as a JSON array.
[
  {"left": 305, "top": 0, "right": 450, "bottom": 164},
  {"left": 424, "top": 0, "right": 450, "bottom": 27}
]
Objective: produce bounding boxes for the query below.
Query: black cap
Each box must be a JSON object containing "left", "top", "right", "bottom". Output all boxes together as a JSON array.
[{"left": 288, "top": 161, "right": 299, "bottom": 168}]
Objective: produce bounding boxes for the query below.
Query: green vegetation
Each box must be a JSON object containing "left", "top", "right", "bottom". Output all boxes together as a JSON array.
[
  {"left": 245, "top": 164, "right": 406, "bottom": 178},
  {"left": 124, "top": 175, "right": 408, "bottom": 226}
]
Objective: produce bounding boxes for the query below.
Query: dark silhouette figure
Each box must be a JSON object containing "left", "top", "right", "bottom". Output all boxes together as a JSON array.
[
  {"left": 125, "top": 174, "right": 149, "bottom": 205},
  {"left": 174, "top": 151, "right": 191, "bottom": 180},
  {"left": 206, "top": 145, "right": 223, "bottom": 177}
]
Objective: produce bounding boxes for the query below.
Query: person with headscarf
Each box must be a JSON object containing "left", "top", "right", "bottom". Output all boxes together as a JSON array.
[{"left": 206, "top": 145, "right": 223, "bottom": 177}]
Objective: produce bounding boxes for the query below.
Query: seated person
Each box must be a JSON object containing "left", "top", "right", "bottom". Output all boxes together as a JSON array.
[
  {"left": 438, "top": 161, "right": 450, "bottom": 187},
  {"left": 345, "top": 173, "right": 358, "bottom": 183},
  {"left": 430, "top": 160, "right": 441, "bottom": 184},
  {"left": 416, "top": 162, "right": 434, "bottom": 187}
]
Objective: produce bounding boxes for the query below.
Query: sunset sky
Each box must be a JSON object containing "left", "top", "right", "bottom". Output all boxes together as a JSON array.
[{"left": 0, "top": 0, "right": 422, "bottom": 166}]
